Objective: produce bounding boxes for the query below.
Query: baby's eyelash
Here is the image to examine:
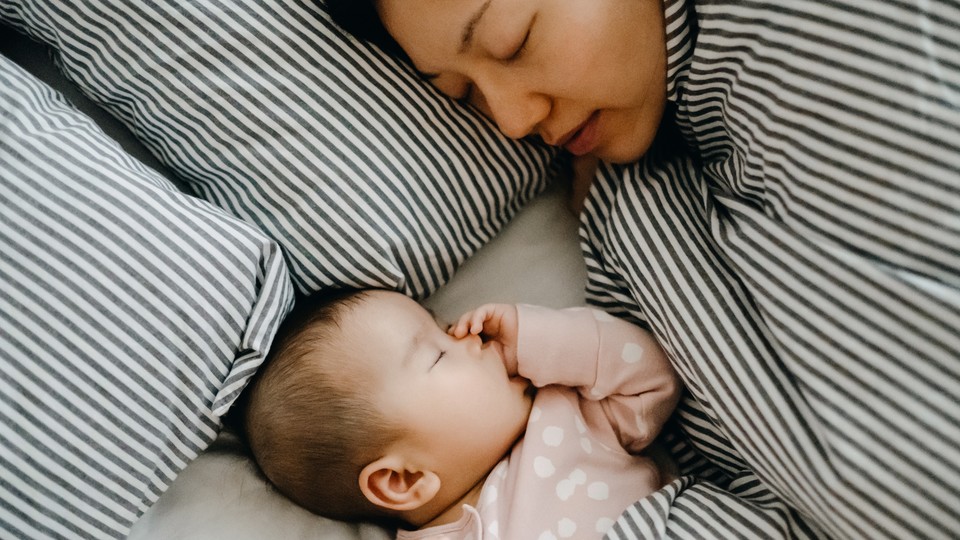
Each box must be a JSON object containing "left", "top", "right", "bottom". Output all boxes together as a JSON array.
[{"left": 432, "top": 350, "right": 447, "bottom": 368}]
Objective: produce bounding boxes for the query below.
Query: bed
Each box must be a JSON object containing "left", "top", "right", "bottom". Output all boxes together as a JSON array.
[{"left": 1, "top": 1, "right": 957, "bottom": 539}]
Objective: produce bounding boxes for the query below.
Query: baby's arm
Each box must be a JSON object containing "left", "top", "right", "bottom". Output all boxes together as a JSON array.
[
  {"left": 515, "top": 305, "right": 681, "bottom": 453},
  {"left": 450, "top": 303, "right": 681, "bottom": 452}
]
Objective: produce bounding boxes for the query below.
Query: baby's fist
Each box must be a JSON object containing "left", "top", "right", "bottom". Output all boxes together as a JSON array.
[{"left": 450, "top": 303, "right": 519, "bottom": 374}]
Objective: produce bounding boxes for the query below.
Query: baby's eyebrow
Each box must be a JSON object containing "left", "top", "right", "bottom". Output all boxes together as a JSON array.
[{"left": 402, "top": 323, "right": 428, "bottom": 367}]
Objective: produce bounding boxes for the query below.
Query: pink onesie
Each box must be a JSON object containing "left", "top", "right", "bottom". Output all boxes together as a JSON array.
[{"left": 397, "top": 305, "right": 682, "bottom": 540}]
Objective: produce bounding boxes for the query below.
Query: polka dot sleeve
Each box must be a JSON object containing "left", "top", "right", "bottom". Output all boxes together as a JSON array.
[{"left": 516, "top": 305, "right": 682, "bottom": 452}]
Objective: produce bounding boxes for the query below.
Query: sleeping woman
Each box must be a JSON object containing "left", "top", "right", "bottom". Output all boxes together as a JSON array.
[
  {"left": 324, "top": 1, "right": 960, "bottom": 538},
  {"left": 326, "top": 0, "right": 673, "bottom": 213}
]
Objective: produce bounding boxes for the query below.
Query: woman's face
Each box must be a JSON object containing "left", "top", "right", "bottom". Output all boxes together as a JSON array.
[{"left": 377, "top": 0, "right": 667, "bottom": 163}]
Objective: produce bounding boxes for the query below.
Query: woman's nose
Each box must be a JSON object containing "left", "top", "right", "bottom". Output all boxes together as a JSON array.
[{"left": 478, "top": 80, "right": 550, "bottom": 140}]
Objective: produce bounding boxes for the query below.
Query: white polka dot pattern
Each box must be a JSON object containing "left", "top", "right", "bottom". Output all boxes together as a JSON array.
[
  {"left": 580, "top": 438, "right": 593, "bottom": 454},
  {"left": 534, "top": 456, "right": 556, "bottom": 478},
  {"left": 543, "top": 426, "right": 565, "bottom": 447},
  {"left": 556, "top": 479, "right": 576, "bottom": 501},
  {"left": 621, "top": 342, "right": 644, "bottom": 363},
  {"left": 573, "top": 415, "right": 587, "bottom": 434},
  {"left": 587, "top": 482, "right": 610, "bottom": 501},
  {"left": 557, "top": 518, "right": 577, "bottom": 538},
  {"left": 596, "top": 517, "right": 615, "bottom": 533},
  {"left": 556, "top": 469, "right": 587, "bottom": 501}
]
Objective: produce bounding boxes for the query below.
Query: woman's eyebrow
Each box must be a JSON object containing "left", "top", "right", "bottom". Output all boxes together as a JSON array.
[
  {"left": 459, "top": 0, "right": 492, "bottom": 54},
  {"left": 415, "top": 1, "right": 492, "bottom": 82}
]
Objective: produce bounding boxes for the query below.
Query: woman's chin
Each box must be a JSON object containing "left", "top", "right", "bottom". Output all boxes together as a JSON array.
[
  {"left": 602, "top": 127, "right": 662, "bottom": 163},
  {"left": 595, "top": 145, "right": 650, "bottom": 164}
]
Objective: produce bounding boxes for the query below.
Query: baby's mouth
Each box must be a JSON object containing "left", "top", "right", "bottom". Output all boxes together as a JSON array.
[{"left": 482, "top": 339, "right": 504, "bottom": 360}]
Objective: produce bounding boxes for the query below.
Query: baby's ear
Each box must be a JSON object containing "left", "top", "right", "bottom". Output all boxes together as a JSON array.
[{"left": 359, "top": 456, "right": 440, "bottom": 512}]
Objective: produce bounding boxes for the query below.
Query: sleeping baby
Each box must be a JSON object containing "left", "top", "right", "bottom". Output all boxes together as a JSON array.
[{"left": 238, "top": 288, "right": 682, "bottom": 539}]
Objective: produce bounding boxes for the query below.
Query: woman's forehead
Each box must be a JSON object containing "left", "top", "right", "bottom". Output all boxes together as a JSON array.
[{"left": 378, "top": 0, "right": 500, "bottom": 52}]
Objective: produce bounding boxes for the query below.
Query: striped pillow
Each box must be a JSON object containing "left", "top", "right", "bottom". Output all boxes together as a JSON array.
[
  {"left": 0, "top": 0, "right": 559, "bottom": 298},
  {"left": 0, "top": 56, "right": 294, "bottom": 539}
]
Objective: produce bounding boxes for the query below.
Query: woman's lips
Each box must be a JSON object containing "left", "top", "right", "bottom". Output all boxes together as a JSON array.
[{"left": 561, "top": 111, "right": 601, "bottom": 156}]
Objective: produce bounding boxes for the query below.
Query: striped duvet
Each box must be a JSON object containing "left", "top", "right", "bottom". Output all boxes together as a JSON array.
[
  {"left": 0, "top": 0, "right": 956, "bottom": 538},
  {"left": 588, "top": 1, "right": 959, "bottom": 538}
]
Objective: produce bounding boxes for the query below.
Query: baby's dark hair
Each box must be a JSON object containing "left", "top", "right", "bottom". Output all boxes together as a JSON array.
[
  {"left": 323, "top": 0, "right": 408, "bottom": 60},
  {"left": 238, "top": 288, "right": 403, "bottom": 525}
]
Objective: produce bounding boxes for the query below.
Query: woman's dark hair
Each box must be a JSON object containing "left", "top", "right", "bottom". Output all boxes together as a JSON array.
[{"left": 322, "top": 0, "right": 408, "bottom": 60}]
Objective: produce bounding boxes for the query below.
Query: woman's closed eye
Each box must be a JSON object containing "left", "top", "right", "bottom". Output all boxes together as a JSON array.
[
  {"left": 505, "top": 23, "right": 532, "bottom": 63},
  {"left": 456, "top": 18, "right": 533, "bottom": 106}
]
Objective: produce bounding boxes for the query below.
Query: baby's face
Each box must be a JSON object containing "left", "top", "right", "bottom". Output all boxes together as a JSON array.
[
  {"left": 340, "top": 291, "right": 533, "bottom": 493},
  {"left": 377, "top": 0, "right": 668, "bottom": 163}
]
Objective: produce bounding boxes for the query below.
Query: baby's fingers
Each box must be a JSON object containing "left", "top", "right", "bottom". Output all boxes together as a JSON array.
[
  {"left": 449, "top": 310, "right": 480, "bottom": 338},
  {"left": 447, "top": 317, "right": 466, "bottom": 338},
  {"left": 468, "top": 309, "right": 492, "bottom": 335},
  {"left": 450, "top": 305, "right": 496, "bottom": 338}
]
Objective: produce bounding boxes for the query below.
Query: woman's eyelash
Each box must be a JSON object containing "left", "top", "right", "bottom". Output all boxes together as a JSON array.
[
  {"left": 507, "top": 27, "right": 531, "bottom": 62},
  {"left": 454, "top": 22, "right": 532, "bottom": 105}
]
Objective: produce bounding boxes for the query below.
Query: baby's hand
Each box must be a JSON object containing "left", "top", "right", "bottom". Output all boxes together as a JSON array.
[{"left": 450, "top": 303, "right": 519, "bottom": 375}]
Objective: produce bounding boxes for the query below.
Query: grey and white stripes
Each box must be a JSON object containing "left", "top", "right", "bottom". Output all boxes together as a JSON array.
[
  {"left": 0, "top": 0, "right": 559, "bottom": 299},
  {"left": 3, "top": 0, "right": 958, "bottom": 538},
  {"left": 588, "top": 0, "right": 959, "bottom": 538},
  {"left": 0, "top": 56, "right": 293, "bottom": 539}
]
